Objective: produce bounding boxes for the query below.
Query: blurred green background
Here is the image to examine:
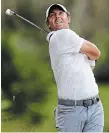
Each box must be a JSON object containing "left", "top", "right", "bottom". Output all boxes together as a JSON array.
[{"left": 1, "top": 0, "right": 109, "bottom": 132}]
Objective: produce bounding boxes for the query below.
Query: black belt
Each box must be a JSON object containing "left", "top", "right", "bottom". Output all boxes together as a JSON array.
[{"left": 58, "top": 95, "right": 100, "bottom": 107}]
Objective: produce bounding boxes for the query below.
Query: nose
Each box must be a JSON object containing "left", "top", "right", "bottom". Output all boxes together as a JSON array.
[{"left": 55, "top": 13, "right": 60, "bottom": 19}]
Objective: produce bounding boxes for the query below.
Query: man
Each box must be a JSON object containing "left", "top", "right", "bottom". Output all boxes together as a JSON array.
[{"left": 45, "top": 4, "right": 104, "bottom": 132}]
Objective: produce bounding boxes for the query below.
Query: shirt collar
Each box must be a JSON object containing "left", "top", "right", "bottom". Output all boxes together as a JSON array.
[{"left": 46, "top": 31, "right": 56, "bottom": 42}]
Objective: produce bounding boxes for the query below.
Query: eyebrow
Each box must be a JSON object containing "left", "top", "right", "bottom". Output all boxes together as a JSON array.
[
  {"left": 49, "top": 10, "right": 64, "bottom": 15},
  {"left": 50, "top": 11, "right": 55, "bottom": 14}
]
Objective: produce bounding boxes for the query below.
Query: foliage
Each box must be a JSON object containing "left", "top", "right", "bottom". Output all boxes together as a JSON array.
[{"left": 1, "top": 30, "right": 53, "bottom": 122}]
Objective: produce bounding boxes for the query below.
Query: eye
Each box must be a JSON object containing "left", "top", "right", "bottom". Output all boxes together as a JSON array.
[
  {"left": 49, "top": 13, "right": 55, "bottom": 18},
  {"left": 59, "top": 11, "right": 64, "bottom": 15}
]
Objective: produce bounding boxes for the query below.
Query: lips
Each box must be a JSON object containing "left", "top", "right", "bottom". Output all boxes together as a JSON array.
[
  {"left": 55, "top": 21, "right": 63, "bottom": 26},
  {"left": 56, "top": 21, "right": 62, "bottom": 23},
  {"left": 54, "top": 20, "right": 64, "bottom": 30},
  {"left": 55, "top": 19, "right": 63, "bottom": 24}
]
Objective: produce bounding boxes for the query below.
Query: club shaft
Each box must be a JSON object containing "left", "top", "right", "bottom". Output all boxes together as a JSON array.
[{"left": 14, "top": 13, "right": 48, "bottom": 33}]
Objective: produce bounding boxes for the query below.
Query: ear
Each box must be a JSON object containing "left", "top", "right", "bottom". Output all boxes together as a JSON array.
[
  {"left": 68, "top": 15, "right": 71, "bottom": 24},
  {"left": 48, "top": 25, "right": 51, "bottom": 28},
  {"left": 46, "top": 20, "right": 50, "bottom": 28}
]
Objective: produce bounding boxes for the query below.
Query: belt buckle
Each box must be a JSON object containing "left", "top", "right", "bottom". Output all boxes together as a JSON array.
[{"left": 83, "top": 100, "right": 90, "bottom": 107}]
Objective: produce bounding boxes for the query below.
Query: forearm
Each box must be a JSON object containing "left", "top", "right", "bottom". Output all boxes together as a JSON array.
[
  {"left": 80, "top": 40, "right": 101, "bottom": 61},
  {"left": 86, "top": 52, "right": 100, "bottom": 61}
]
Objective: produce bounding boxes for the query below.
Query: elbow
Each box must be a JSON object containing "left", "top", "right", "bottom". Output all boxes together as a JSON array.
[
  {"left": 87, "top": 50, "right": 101, "bottom": 60},
  {"left": 96, "top": 50, "right": 101, "bottom": 59}
]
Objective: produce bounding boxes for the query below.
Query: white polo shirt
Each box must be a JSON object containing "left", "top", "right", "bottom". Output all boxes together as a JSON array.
[{"left": 47, "top": 29, "right": 98, "bottom": 100}]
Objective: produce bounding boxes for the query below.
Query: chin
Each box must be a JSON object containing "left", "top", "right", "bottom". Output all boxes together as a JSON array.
[
  {"left": 56, "top": 26, "right": 64, "bottom": 30},
  {"left": 52, "top": 25, "right": 66, "bottom": 31}
]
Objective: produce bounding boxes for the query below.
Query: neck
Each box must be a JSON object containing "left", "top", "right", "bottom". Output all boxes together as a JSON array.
[{"left": 51, "top": 26, "right": 70, "bottom": 31}]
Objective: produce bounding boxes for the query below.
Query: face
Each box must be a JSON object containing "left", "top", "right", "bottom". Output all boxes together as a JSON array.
[{"left": 47, "top": 9, "right": 71, "bottom": 31}]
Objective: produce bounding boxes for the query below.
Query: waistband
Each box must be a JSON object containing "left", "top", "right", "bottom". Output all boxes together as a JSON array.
[{"left": 58, "top": 95, "right": 100, "bottom": 107}]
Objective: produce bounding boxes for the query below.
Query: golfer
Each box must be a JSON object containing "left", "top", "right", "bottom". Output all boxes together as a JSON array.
[{"left": 46, "top": 4, "right": 104, "bottom": 132}]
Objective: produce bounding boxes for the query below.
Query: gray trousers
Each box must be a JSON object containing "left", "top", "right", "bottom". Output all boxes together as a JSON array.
[{"left": 54, "top": 100, "right": 104, "bottom": 132}]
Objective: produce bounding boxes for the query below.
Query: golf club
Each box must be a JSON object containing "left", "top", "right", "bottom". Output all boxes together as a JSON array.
[{"left": 5, "top": 9, "right": 49, "bottom": 33}]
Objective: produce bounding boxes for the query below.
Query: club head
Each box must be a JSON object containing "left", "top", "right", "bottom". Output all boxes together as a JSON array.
[{"left": 5, "top": 9, "right": 15, "bottom": 16}]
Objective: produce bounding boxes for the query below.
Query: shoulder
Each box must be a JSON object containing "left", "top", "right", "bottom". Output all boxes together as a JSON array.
[
  {"left": 53, "top": 29, "right": 79, "bottom": 41},
  {"left": 55, "top": 29, "right": 77, "bottom": 36},
  {"left": 46, "top": 29, "right": 80, "bottom": 42}
]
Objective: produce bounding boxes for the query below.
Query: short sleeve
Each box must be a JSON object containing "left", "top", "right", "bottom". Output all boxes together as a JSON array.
[
  {"left": 53, "top": 29, "right": 85, "bottom": 54},
  {"left": 88, "top": 60, "right": 95, "bottom": 66}
]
